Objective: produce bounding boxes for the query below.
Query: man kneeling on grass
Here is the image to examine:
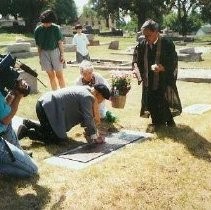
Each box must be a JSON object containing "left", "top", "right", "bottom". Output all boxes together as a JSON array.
[{"left": 18, "top": 84, "right": 110, "bottom": 144}]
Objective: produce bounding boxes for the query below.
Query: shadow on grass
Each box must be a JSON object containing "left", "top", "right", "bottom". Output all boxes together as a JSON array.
[
  {"left": 0, "top": 175, "right": 51, "bottom": 209},
  {"left": 156, "top": 124, "right": 211, "bottom": 162}
]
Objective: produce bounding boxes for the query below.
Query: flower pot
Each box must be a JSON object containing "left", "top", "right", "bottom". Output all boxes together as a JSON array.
[{"left": 111, "top": 95, "right": 126, "bottom": 109}]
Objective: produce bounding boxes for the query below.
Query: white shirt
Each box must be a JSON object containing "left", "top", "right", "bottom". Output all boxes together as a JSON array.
[
  {"left": 72, "top": 33, "right": 89, "bottom": 56},
  {"left": 75, "top": 73, "right": 110, "bottom": 118}
]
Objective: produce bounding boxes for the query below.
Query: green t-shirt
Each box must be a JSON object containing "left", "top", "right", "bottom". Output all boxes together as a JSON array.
[{"left": 34, "top": 23, "right": 63, "bottom": 50}]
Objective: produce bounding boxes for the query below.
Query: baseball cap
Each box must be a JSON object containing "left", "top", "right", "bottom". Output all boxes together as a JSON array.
[{"left": 94, "top": 84, "right": 110, "bottom": 100}]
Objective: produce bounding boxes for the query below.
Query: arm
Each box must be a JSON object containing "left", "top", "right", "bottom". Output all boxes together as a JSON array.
[
  {"left": 2, "top": 91, "right": 23, "bottom": 125},
  {"left": 1, "top": 80, "right": 29, "bottom": 125},
  {"left": 58, "top": 40, "right": 65, "bottom": 63},
  {"left": 37, "top": 46, "right": 42, "bottom": 60},
  {"left": 132, "top": 45, "right": 142, "bottom": 84},
  {"left": 80, "top": 96, "right": 104, "bottom": 143}
]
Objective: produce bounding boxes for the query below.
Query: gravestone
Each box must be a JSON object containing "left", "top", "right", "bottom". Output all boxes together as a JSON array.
[
  {"left": 179, "top": 48, "right": 195, "bottom": 54},
  {"left": 89, "top": 40, "right": 100, "bottom": 46},
  {"left": 108, "top": 41, "right": 119, "bottom": 50},
  {"left": 7, "top": 42, "right": 31, "bottom": 53},
  {"left": 16, "top": 39, "right": 36, "bottom": 47},
  {"left": 64, "top": 37, "right": 73, "bottom": 44},
  {"left": 60, "top": 25, "right": 73, "bottom": 37},
  {"left": 12, "top": 116, "right": 24, "bottom": 133},
  {"left": 19, "top": 70, "right": 38, "bottom": 93},
  {"left": 86, "top": 34, "right": 95, "bottom": 41},
  {"left": 178, "top": 47, "right": 202, "bottom": 62},
  {"left": 64, "top": 44, "right": 75, "bottom": 52},
  {"left": 45, "top": 130, "right": 152, "bottom": 169},
  {"left": 177, "top": 68, "right": 211, "bottom": 83},
  {"left": 183, "top": 104, "right": 211, "bottom": 114},
  {"left": 7, "top": 42, "right": 36, "bottom": 58}
]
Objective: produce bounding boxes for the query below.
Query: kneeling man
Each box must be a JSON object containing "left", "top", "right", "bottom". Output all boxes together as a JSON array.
[{"left": 18, "top": 84, "right": 110, "bottom": 144}]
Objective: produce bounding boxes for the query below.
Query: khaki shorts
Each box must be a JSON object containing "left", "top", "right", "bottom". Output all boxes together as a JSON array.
[{"left": 40, "top": 48, "right": 63, "bottom": 71}]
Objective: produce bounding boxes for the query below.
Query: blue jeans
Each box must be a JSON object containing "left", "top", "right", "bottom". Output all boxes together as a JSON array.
[{"left": 0, "top": 124, "right": 38, "bottom": 177}]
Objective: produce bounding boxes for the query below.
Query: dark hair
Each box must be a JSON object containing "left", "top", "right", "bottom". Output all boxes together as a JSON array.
[
  {"left": 75, "top": 24, "right": 82, "bottom": 30},
  {"left": 39, "top": 9, "right": 57, "bottom": 23},
  {"left": 141, "top": 19, "right": 159, "bottom": 32},
  {"left": 94, "top": 84, "right": 110, "bottom": 100}
]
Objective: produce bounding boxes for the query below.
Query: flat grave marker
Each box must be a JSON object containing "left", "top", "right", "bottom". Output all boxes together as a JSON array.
[
  {"left": 183, "top": 104, "right": 211, "bottom": 114},
  {"left": 45, "top": 130, "right": 152, "bottom": 169}
]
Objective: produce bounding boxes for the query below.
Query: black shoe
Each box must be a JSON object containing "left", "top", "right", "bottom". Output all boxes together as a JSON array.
[
  {"left": 17, "top": 125, "right": 28, "bottom": 140},
  {"left": 23, "top": 119, "right": 38, "bottom": 129}
]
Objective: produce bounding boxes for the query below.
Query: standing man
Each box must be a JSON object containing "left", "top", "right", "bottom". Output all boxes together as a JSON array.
[
  {"left": 72, "top": 24, "right": 90, "bottom": 63},
  {"left": 34, "top": 9, "right": 66, "bottom": 90},
  {"left": 132, "top": 19, "right": 182, "bottom": 132}
]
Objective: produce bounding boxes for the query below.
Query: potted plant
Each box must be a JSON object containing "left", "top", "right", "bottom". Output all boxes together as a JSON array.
[{"left": 110, "top": 70, "right": 131, "bottom": 108}]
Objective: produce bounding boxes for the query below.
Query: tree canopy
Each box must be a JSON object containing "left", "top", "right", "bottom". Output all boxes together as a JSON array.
[
  {"left": 0, "top": 0, "right": 77, "bottom": 32},
  {"left": 87, "top": 0, "right": 211, "bottom": 35}
]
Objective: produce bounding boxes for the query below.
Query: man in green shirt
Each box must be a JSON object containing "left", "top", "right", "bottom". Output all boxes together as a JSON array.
[{"left": 34, "top": 9, "right": 66, "bottom": 90}]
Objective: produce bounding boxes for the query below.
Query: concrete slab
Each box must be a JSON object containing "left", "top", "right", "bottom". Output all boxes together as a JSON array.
[
  {"left": 12, "top": 116, "right": 24, "bottom": 132},
  {"left": 183, "top": 104, "right": 211, "bottom": 114},
  {"left": 45, "top": 130, "right": 152, "bottom": 169},
  {"left": 12, "top": 116, "right": 39, "bottom": 133},
  {"left": 177, "top": 68, "right": 211, "bottom": 83}
]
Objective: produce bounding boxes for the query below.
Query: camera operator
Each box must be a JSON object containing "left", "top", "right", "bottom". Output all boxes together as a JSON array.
[{"left": 0, "top": 79, "right": 38, "bottom": 177}]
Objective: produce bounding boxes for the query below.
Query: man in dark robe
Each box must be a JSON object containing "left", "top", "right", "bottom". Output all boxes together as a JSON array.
[{"left": 132, "top": 19, "right": 182, "bottom": 132}]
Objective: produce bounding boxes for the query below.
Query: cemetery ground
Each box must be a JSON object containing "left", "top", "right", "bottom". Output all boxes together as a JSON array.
[{"left": 0, "top": 34, "right": 211, "bottom": 209}]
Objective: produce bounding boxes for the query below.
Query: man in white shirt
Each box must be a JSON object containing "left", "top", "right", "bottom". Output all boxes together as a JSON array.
[
  {"left": 75, "top": 60, "right": 110, "bottom": 118},
  {"left": 72, "top": 24, "right": 90, "bottom": 63}
]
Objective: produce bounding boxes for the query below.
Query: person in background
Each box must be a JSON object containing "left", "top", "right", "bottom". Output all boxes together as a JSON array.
[
  {"left": 132, "top": 19, "right": 182, "bottom": 132},
  {"left": 72, "top": 24, "right": 90, "bottom": 63},
  {"left": 34, "top": 9, "right": 66, "bottom": 90},
  {"left": 75, "top": 60, "right": 110, "bottom": 118},
  {"left": 0, "top": 79, "right": 38, "bottom": 177},
  {"left": 18, "top": 84, "right": 111, "bottom": 144}
]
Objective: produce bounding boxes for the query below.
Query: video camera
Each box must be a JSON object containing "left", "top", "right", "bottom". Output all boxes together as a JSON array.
[{"left": 0, "top": 53, "right": 46, "bottom": 97}]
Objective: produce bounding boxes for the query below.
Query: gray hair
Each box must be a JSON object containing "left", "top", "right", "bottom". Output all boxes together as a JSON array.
[
  {"left": 141, "top": 19, "right": 159, "bottom": 32},
  {"left": 79, "top": 60, "right": 94, "bottom": 73}
]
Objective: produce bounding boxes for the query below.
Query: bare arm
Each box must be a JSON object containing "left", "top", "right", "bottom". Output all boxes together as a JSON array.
[
  {"left": 58, "top": 40, "right": 65, "bottom": 63},
  {"left": 1, "top": 80, "right": 28, "bottom": 125},
  {"left": 2, "top": 92, "right": 23, "bottom": 125}
]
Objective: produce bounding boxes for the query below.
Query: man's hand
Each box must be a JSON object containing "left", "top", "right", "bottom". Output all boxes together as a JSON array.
[
  {"left": 84, "top": 132, "right": 105, "bottom": 144},
  {"left": 132, "top": 63, "right": 142, "bottom": 85},
  {"left": 151, "top": 64, "right": 165, "bottom": 72}
]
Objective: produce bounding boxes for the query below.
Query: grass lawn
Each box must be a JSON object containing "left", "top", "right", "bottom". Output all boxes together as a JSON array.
[{"left": 0, "top": 34, "right": 211, "bottom": 209}]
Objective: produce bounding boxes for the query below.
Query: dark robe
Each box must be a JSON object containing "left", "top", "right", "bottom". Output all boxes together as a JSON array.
[{"left": 132, "top": 36, "right": 182, "bottom": 124}]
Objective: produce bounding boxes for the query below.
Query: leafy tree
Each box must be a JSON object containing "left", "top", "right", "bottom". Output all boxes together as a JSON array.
[
  {"left": 51, "top": 0, "right": 77, "bottom": 24},
  {"left": 164, "top": 11, "right": 203, "bottom": 33},
  {"left": 0, "top": 0, "right": 11, "bottom": 17},
  {"left": 0, "top": 0, "right": 77, "bottom": 32},
  {"left": 200, "top": 0, "right": 211, "bottom": 23},
  {"left": 89, "top": 0, "right": 176, "bottom": 30}
]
